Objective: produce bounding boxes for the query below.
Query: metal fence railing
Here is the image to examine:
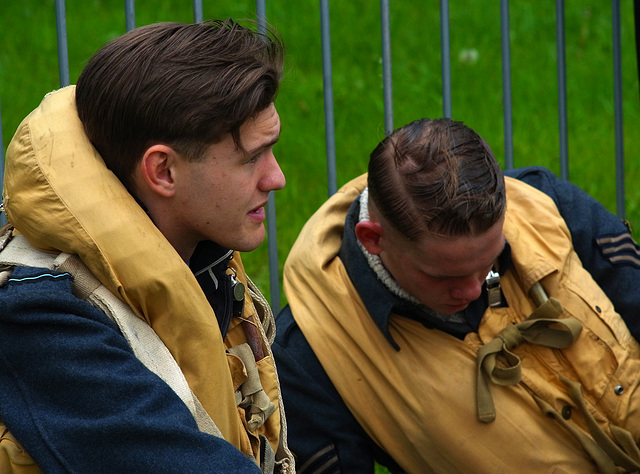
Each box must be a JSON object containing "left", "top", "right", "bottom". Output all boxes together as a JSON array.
[{"left": 1, "top": 1, "right": 639, "bottom": 310}]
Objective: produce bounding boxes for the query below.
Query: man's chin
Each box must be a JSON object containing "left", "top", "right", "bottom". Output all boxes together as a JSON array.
[
  {"left": 442, "top": 302, "right": 470, "bottom": 313},
  {"left": 232, "top": 229, "right": 266, "bottom": 253}
]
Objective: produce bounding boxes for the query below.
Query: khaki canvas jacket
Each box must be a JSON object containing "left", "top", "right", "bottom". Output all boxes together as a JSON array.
[
  {"left": 0, "top": 86, "right": 293, "bottom": 472},
  {"left": 284, "top": 173, "right": 640, "bottom": 473}
]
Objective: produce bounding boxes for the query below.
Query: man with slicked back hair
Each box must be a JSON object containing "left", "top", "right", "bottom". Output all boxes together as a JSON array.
[{"left": 274, "top": 117, "right": 640, "bottom": 473}]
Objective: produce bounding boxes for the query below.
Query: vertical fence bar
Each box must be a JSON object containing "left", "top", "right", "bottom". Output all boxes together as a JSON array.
[
  {"left": 255, "top": 0, "right": 281, "bottom": 312},
  {"left": 0, "top": 99, "right": 5, "bottom": 225},
  {"left": 440, "top": 0, "right": 452, "bottom": 118},
  {"left": 256, "top": 0, "right": 266, "bottom": 25},
  {"left": 636, "top": 0, "right": 640, "bottom": 100},
  {"left": 193, "top": 0, "right": 204, "bottom": 23},
  {"left": 125, "top": 0, "right": 136, "bottom": 31},
  {"left": 612, "top": 0, "right": 625, "bottom": 219},
  {"left": 0, "top": 99, "right": 3, "bottom": 162},
  {"left": 320, "top": 0, "right": 338, "bottom": 196},
  {"left": 556, "top": 0, "right": 569, "bottom": 181},
  {"left": 380, "top": 0, "right": 394, "bottom": 135},
  {"left": 55, "top": 0, "right": 70, "bottom": 87},
  {"left": 500, "top": 0, "right": 514, "bottom": 169}
]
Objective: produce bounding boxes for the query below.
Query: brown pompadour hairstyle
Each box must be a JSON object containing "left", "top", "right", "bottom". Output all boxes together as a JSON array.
[
  {"left": 75, "top": 18, "right": 284, "bottom": 193},
  {"left": 367, "top": 118, "right": 506, "bottom": 241}
]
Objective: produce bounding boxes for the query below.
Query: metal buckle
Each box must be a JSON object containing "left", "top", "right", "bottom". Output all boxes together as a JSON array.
[
  {"left": 486, "top": 269, "right": 502, "bottom": 307},
  {"left": 229, "top": 271, "right": 245, "bottom": 317}
]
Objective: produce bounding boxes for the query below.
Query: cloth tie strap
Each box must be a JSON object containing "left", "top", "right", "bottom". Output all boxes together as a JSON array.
[
  {"left": 476, "top": 297, "right": 583, "bottom": 423},
  {"left": 228, "top": 344, "right": 277, "bottom": 432}
]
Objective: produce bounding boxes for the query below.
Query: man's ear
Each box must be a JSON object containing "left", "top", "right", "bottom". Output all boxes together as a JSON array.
[
  {"left": 139, "top": 145, "right": 177, "bottom": 198},
  {"left": 355, "top": 220, "right": 384, "bottom": 255}
]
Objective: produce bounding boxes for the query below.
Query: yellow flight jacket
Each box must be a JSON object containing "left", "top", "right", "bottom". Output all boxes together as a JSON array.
[
  {"left": 2, "top": 86, "right": 292, "bottom": 471},
  {"left": 284, "top": 173, "right": 640, "bottom": 473}
]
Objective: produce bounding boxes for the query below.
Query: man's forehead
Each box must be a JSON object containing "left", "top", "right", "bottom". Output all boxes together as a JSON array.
[
  {"left": 239, "top": 104, "right": 280, "bottom": 154},
  {"left": 242, "top": 104, "right": 280, "bottom": 134},
  {"left": 412, "top": 222, "right": 506, "bottom": 276}
]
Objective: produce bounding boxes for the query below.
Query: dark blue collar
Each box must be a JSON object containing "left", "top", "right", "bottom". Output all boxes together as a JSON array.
[{"left": 189, "top": 240, "right": 234, "bottom": 338}]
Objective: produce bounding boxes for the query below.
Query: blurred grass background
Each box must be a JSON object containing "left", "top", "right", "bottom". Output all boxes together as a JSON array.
[
  {"left": 0, "top": 2, "right": 638, "bottom": 472},
  {"left": 1, "top": 0, "right": 639, "bottom": 308}
]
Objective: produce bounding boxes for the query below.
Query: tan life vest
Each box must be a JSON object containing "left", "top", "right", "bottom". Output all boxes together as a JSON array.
[
  {"left": 0, "top": 426, "right": 40, "bottom": 474},
  {"left": 284, "top": 173, "right": 640, "bottom": 473},
  {"left": 0, "top": 227, "right": 294, "bottom": 472},
  {"left": 2, "top": 87, "right": 293, "bottom": 471}
]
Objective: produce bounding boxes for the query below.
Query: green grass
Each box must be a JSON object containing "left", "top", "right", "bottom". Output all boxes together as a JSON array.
[
  {"left": 1, "top": 0, "right": 638, "bottom": 305},
  {"left": 0, "top": 0, "right": 640, "bottom": 286},
  {"left": 0, "top": 2, "right": 637, "bottom": 472},
  {"left": 0, "top": 0, "right": 640, "bottom": 303}
]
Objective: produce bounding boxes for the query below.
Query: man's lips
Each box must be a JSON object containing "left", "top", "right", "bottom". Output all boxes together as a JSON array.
[
  {"left": 248, "top": 203, "right": 267, "bottom": 221},
  {"left": 445, "top": 301, "right": 471, "bottom": 312}
]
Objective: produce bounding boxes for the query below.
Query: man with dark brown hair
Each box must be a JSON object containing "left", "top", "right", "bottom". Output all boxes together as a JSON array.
[
  {"left": 0, "top": 19, "right": 293, "bottom": 473},
  {"left": 274, "top": 117, "right": 640, "bottom": 473}
]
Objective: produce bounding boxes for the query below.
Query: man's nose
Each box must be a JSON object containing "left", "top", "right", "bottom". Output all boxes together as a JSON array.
[
  {"left": 450, "top": 276, "right": 484, "bottom": 302},
  {"left": 260, "top": 153, "right": 286, "bottom": 191}
]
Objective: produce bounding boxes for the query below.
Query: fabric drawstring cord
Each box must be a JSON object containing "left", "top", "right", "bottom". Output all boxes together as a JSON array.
[
  {"left": 228, "top": 344, "right": 277, "bottom": 432},
  {"left": 476, "top": 297, "right": 583, "bottom": 423}
]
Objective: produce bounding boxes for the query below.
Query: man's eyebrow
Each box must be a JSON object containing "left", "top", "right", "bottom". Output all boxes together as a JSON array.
[
  {"left": 426, "top": 240, "right": 506, "bottom": 279},
  {"left": 488, "top": 242, "right": 506, "bottom": 267},
  {"left": 243, "top": 136, "right": 280, "bottom": 156},
  {"left": 479, "top": 241, "right": 507, "bottom": 273}
]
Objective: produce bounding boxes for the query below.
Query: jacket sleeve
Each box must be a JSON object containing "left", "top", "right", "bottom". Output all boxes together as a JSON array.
[
  {"left": 0, "top": 265, "right": 261, "bottom": 474},
  {"left": 272, "top": 305, "right": 400, "bottom": 474},
  {"left": 506, "top": 166, "right": 640, "bottom": 341}
]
